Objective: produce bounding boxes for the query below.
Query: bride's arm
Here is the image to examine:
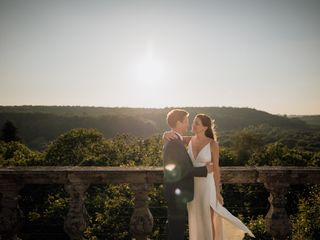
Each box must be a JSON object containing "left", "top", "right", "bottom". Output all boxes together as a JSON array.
[
  {"left": 162, "top": 131, "right": 192, "bottom": 145},
  {"left": 211, "top": 140, "right": 224, "bottom": 205}
]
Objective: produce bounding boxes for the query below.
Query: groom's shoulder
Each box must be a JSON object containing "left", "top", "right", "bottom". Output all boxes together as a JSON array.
[{"left": 163, "top": 138, "right": 182, "bottom": 150}]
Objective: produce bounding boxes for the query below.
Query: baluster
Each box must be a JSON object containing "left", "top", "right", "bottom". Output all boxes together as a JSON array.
[
  {"left": 64, "top": 176, "right": 90, "bottom": 240},
  {"left": 130, "top": 183, "right": 154, "bottom": 240},
  {"left": 0, "top": 179, "right": 24, "bottom": 240},
  {"left": 264, "top": 181, "right": 291, "bottom": 240}
]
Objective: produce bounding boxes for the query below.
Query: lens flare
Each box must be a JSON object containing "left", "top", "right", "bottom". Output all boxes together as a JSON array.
[
  {"left": 165, "top": 163, "right": 176, "bottom": 171},
  {"left": 175, "top": 188, "right": 181, "bottom": 195}
]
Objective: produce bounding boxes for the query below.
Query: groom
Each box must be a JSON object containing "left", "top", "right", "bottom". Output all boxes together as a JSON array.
[{"left": 163, "top": 109, "right": 214, "bottom": 240}]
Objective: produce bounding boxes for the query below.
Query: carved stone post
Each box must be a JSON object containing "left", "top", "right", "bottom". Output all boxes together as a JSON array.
[
  {"left": 0, "top": 179, "right": 24, "bottom": 240},
  {"left": 130, "top": 183, "right": 154, "bottom": 240},
  {"left": 64, "top": 176, "right": 90, "bottom": 240},
  {"left": 264, "top": 181, "right": 291, "bottom": 240}
]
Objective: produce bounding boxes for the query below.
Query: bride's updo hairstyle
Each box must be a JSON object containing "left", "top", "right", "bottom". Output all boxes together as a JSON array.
[{"left": 196, "top": 114, "right": 217, "bottom": 141}]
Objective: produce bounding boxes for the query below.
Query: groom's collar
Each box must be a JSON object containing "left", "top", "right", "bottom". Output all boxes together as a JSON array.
[{"left": 173, "top": 131, "right": 183, "bottom": 141}]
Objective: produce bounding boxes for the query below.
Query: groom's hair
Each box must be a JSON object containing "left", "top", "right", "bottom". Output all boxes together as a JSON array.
[{"left": 166, "top": 109, "right": 189, "bottom": 128}]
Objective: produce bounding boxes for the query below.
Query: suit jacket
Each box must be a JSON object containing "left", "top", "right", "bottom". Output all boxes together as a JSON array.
[{"left": 162, "top": 135, "right": 208, "bottom": 205}]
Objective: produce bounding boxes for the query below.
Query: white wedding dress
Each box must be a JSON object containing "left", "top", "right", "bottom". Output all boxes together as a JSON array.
[{"left": 187, "top": 140, "right": 255, "bottom": 240}]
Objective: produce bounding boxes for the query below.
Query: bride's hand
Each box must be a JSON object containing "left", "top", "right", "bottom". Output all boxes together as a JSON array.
[
  {"left": 162, "top": 130, "right": 178, "bottom": 141},
  {"left": 217, "top": 193, "right": 224, "bottom": 205}
]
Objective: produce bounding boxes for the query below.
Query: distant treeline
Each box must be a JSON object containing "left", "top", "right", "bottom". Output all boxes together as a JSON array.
[
  {"left": 295, "top": 115, "right": 320, "bottom": 126},
  {"left": 0, "top": 105, "right": 315, "bottom": 150}
]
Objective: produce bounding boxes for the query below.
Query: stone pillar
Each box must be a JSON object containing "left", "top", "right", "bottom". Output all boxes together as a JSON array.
[
  {"left": 130, "top": 183, "right": 154, "bottom": 240},
  {"left": 64, "top": 176, "right": 90, "bottom": 240},
  {"left": 0, "top": 179, "right": 24, "bottom": 240},
  {"left": 264, "top": 181, "right": 291, "bottom": 240}
]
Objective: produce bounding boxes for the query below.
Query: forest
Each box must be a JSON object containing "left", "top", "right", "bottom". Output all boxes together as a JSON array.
[
  {"left": 0, "top": 106, "right": 319, "bottom": 240},
  {"left": 0, "top": 105, "right": 317, "bottom": 150}
]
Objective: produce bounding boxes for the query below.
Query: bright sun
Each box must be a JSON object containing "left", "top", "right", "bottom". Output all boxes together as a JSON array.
[
  {"left": 127, "top": 40, "right": 171, "bottom": 107},
  {"left": 132, "top": 42, "right": 166, "bottom": 89},
  {"left": 136, "top": 56, "right": 164, "bottom": 84}
]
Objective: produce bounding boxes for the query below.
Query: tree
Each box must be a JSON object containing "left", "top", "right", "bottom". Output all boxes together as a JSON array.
[
  {"left": 232, "top": 129, "right": 264, "bottom": 164},
  {"left": 0, "top": 141, "right": 42, "bottom": 166},
  {"left": 1, "top": 120, "right": 20, "bottom": 142},
  {"left": 44, "top": 128, "right": 109, "bottom": 166},
  {"left": 291, "top": 185, "right": 320, "bottom": 240}
]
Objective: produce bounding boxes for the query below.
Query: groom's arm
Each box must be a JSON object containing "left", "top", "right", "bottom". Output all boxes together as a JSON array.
[{"left": 188, "top": 164, "right": 208, "bottom": 177}]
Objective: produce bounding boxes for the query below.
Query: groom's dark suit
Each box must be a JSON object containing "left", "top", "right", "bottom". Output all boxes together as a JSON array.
[{"left": 163, "top": 134, "right": 208, "bottom": 240}]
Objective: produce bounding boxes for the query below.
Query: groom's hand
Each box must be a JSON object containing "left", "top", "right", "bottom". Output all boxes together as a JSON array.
[{"left": 206, "top": 163, "right": 214, "bottom": 173}]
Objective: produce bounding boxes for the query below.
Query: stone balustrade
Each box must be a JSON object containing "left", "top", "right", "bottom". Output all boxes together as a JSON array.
[{"left": 0, "top": 166, "right": 319, "bottom": 240}]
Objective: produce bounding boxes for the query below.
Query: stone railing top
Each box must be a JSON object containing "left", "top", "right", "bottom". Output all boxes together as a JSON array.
[{"left": 0, "top": 166, "right": 319, "bottom": 185}]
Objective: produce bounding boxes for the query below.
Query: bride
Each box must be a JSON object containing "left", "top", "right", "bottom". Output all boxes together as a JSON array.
[{"left": 163, "top": 113, "right": 255, "bottom": 240}]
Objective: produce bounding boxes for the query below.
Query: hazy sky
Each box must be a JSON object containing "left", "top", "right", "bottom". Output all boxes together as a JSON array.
[{"left": 0, "top": 0, "right": 319, "bottom": 115}]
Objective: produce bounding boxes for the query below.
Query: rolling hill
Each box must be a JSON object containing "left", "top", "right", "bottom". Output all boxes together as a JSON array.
[{"left": 0, "top": 105, "right": 314, "bottom": 150}]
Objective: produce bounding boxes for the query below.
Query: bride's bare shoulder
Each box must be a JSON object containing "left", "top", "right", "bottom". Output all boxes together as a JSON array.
[{"left": 209, "top": 139, "right": 219, "bottom": 149}]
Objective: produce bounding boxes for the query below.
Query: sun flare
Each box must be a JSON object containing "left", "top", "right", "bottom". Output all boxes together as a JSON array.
[{"left": 131, "top": 42, "right": 167, "bottom": 89}]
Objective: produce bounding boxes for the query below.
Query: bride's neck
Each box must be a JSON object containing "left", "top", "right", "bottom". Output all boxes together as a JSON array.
[{"left": 195, "top": 132, "right": 206, "bottom": 140}]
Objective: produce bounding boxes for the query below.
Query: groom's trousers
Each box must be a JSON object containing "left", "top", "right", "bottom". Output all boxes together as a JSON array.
[{"left": 166, "top": 200, "right": 188, "bottom": 240}]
